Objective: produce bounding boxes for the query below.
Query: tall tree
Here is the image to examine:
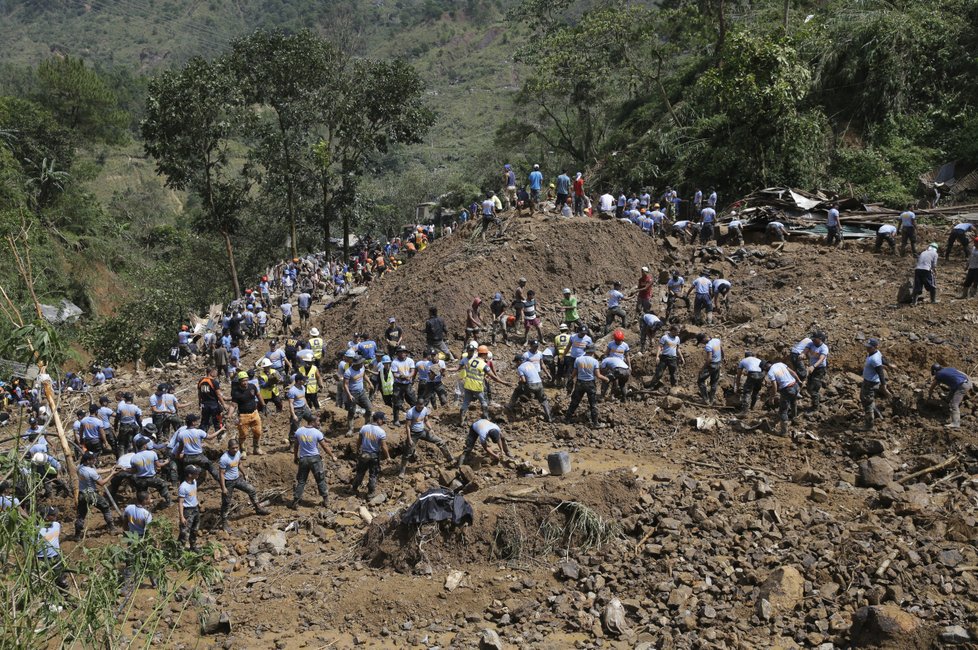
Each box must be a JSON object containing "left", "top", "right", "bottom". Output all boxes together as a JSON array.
[
  {"left": 141, "top": 58, "right": 249, "bottom": 298},
  {"left": 34, "top": 56, "right": 128, "bottom": 145},
  {"left": 225, "top": 29, "right": 341, "bottom": 260},
  {"left": 311, "top": 57, "right": 435, "bottom": 261}
]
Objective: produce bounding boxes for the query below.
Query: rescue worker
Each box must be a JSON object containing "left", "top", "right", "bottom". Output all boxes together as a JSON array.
[
  {"left": 308, "top": 327, "right": 325, "bottom": 369},
  {"left": 400, "top": 398, "right": 454, "bottom": 476},
  {"left": 763, "top": 360, "right": 802, "bottom": 437},
  {"left": 456, "top": 345, "right": 510, "bottom": 427},
  {"left": 860, "top": 339, "right": 889, "bottom": 430},
  {"left": 928, "top": 363, "right": 973, "bottom": 429},
  {"left": 507, "top": 354, "right": 553, "bottom": 422},
  {"left": 695, "top": 333, "right": 723, "bottom": 405},
  {"left": 565, "top": 344, "right": 608, "bottom": 427},
  {"left": 734, "top": 350, "right": 764, "bottom": 415},
  {"left": 344, "top": 355, "right": 374, "bottom": 434}
]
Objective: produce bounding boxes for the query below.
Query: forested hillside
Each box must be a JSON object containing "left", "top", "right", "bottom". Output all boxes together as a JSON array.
[{"left": 1, "top": 0, "right": 977, "bottom": 366}]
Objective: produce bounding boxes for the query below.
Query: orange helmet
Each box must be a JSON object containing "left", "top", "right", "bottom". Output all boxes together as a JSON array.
[
  {"left": 613, "top": 330, "right": 625, "bottom": 342},
  {"left": 477, "top": 345, "right": 490, "bottom": 355}
]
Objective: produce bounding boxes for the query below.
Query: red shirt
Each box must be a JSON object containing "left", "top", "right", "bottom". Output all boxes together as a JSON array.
[
  {"left": 573, "top": 178, "right": 585, "bottom": 196},
  {"left": 638, "top": 274, "right": 653, "bottom": 300}
]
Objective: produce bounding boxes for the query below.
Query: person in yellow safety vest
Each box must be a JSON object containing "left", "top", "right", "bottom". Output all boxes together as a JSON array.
[
  {"left": 297, "top": 350, "right": 320, "bottom": 410},
  {"left": 377, "top": 355, "right": 395, "bottom": 406},
  {"left": 455, "top": 345, "right": 511, "bottom": 427},
  {"left": 256, "top": 358, "right": 283, "bottom": 412},
  {"left": 308, "top": 327, "right": 325, "bottom": 368},
  {"left": 553, "top": 323, "right": 572, "bottom": 387}
]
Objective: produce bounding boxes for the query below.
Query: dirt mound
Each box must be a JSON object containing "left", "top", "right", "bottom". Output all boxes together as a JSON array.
[
  {"left": 318, "top": 214, "right": 661, "bottom": 352},
  {"left": 359, "top": 469, "right": 635, "bottom": 573}
]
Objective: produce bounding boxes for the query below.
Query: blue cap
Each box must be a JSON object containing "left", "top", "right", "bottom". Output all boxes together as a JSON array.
[{"left": 381, "top": 355, "right": 391, "bottom": 363}]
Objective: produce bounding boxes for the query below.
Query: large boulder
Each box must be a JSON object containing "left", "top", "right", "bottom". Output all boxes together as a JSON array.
[
  {"left": 756, "top": 566, "right": 804, "bottom": 618},
  {"left": 857, "top": 457, "right": 894, "bottom": 488},
  {"left": 850, "top": 605, "right": 929, "bottom": 648}
]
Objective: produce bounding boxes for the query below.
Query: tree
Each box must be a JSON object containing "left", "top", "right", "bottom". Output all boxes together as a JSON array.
[
  {"left": 225, "top": 29, "right": 341, "bottom": 260},
  {"left": 311, "top": 57, "right": 435, "bottom": 260},
  {"left": 34, "top": 56, "right": 128, "bottom": 145},
  {"left": 141, "top": 58, "right": 249, "bottom": 298}
]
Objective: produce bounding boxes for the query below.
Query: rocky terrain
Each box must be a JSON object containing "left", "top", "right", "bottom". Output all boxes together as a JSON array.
[{"left": 50, "top": 212, "right": 978, "bottom": 648}]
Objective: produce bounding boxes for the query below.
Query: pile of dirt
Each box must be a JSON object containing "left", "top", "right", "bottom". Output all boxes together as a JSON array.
[{"left": 317, "top": 213, "right": 663, "bottom": 352}]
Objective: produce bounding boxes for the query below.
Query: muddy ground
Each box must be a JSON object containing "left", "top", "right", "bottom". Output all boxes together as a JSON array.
[{"left": 47, "top": 213, "right": 978, "bottom": 648}]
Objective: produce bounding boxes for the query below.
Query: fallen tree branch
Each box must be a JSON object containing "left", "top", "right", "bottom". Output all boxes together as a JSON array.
[{"left": 898, "top": 456, "right": 958, "bottom": 484}]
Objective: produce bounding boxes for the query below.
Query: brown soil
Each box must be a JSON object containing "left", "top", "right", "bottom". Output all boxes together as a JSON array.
[{"left": 34, "top": 211, "right": 978, "bottom": 648}]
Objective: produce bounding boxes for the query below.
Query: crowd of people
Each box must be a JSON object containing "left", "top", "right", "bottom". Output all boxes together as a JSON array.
[{"left": 2, "top": 171, "right": 975, "bottom": 592}]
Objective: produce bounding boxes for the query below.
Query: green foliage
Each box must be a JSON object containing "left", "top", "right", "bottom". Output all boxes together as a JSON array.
[
  {"left": 0, "top": 460, "right": 220, "bottom": 648},
  {"left": 34, "top": 56, "right": 129, "bottom": 145}
]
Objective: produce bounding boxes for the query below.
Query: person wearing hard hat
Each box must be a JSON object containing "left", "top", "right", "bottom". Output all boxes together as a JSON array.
[
  {"left": 727, "top": 211, "right": 744, "bottom": 246},
  {"left": 256, "top": 357, "right": 283, "bottom": 413},
  {"left": 177, "top": 324, "right": 194, "bottom": 360},
  {"left": 383, "top": 317, "right": 403, "bottom": 358},
  {"left": 308, "top": 327, "right": 325, "bottom": 370},
  {"left": 229, "top": 370, "right": 265, "bottom": 458},
  {"left": 602, "top": 330, "right": 631, "bottom": 401},
  {"left": 552, "top": 323, "right": 572, "bottom": 387},
  {"left": 560, "top": 288, "right": 579, "bottom": 328},
  {"left": 455, "top": 345, "right": 511, "bottom": 428},
  {"left": 297, "top": 349, "right": 321, "bottom": 410}
]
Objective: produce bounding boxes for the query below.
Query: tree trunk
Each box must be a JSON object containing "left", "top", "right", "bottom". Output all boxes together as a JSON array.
[
  {"left": 783, "top": 0, "right": 790, "bottom": 33},
  {"left": 716, "top": 0, "right": 727, "bottom": 67},
  {"left": 342, "top": 207, "right": 350, "bottom": 262},
  {"left": 222, "top": 229, "right": 241, "bottom": 299},
  {"left": 278, "top": 119, "right": 299, "bottom": 261},
  {"left": 322, "top": 174, "right": 331, "bottom": 259}
]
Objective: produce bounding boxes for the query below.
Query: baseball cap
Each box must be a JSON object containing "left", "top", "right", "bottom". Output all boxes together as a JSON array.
[
  {"left": 388, "top": 317, "right": 396, "bottom": 323},
  {"left": 865, "top": 338, "right": 880, "bottom": 348}
]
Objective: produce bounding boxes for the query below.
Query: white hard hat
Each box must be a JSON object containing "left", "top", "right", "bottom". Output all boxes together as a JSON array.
[
  {"left": 257, "top": 358, "right": 272, "bottom": 369},
  {"left": 298, "top": 349, "right": 314, "bottom": 362},
  {"left": 730, "top": 210, "right": 737, "bottom": 216},
  {"left": 309, "top": 327, "right": 320, "bottom": 337},
  {"left": 32, "top": 452, "right": 46, "bottom": 464}
]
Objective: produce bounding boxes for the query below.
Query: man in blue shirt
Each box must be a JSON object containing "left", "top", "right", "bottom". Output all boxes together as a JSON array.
[
  {"left": 507, "top": 354, "right": 553, "bottom": 423},
  {"left": 946, "top": 222, "right": 975, "bottom": 260},
  {"left": 564, "top": 345, "right": 608, "bottom": 427},
  {"left": 695, "top": 333, "right": 723, "bottom": 405},
  {"left": 219, "top": 438, "right": 269, "bottom": 530},
  {"left": 351, "top": 411, "right": 391, "bottom": 499},
  {"left": 400, "top": 398, "right": 454, "bottom": 476},
  {"left": 174, "top": 414, "right": 219, "bottom": 486},
  {"left": 555, "top": 170, "right": 571, "bottom": 212},
  {"left": 898, "top": 207, "right": 917, "bottom": 257},
  {"left": 928, "top": 363, "right": 973, "bottom": 428},
  {"left": 805, "top": 332, "right": 830, "bottom": 411},
  {"left": 290, "top": 413, "right": 337, "bottom": 509},
  {"left": 528, "top": 164, "right": 544, "bottom": 212},
  {"left": 860, "top": 339, "right": 889, "bottom": 430},
  {"left": 825, "top": 204, "right": 841, "bottom": 248}
]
